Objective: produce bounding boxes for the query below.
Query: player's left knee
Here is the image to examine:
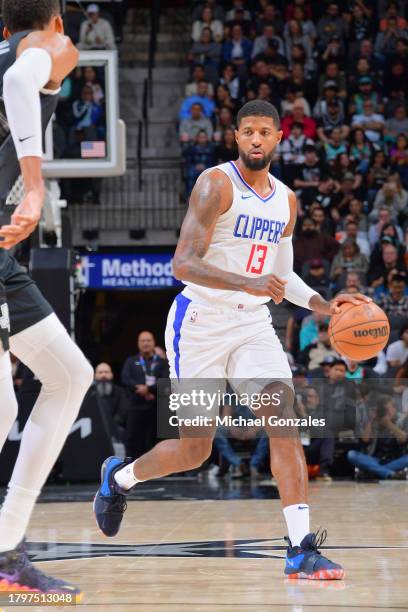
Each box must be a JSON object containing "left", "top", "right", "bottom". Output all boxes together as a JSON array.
[{"left": 68, "top": 351, "right": 94, "bottom": 394}]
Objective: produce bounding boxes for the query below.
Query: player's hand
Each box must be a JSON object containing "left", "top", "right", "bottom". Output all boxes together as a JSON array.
[
  {"left": 245, "top": 274, "right": 287, "bottom": 304},
  {"left": 0, "top": 191, "right": 43, "bottom": 249},
  {"left": 329, "top": 293, "right": 372, "bottom": 315}
]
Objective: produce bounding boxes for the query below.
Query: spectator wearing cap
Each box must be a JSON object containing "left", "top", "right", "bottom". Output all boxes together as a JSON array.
[
  {"left": 352, "top": 99, "right": 385, "bottom": 143},
  {"left": 77, "top": 4, "right": 116, "bottom": 50},
  {"left": 349, "top": 76, "right": 382, "bottom": 116},
  {"left": 251, "top": 24, "right": 285, "bottom": 59},
  {"left": 313, "top": 81, "right": 345, "bottom": 123},
  {"left": 316, "top": 3, "right": 347, "bottom": 51},
  {"left": 293, "top": 217, "right": 339, "bottom": 272},
  {"left": 179, "top": 103, "right": 213, "bottom": 145},
  {"left": 281, "top": 101, "right": 316, "bottom": 139},
  {"left": 303, "top": 258, "right": 331, "bottom": 291},
  {"left": 317, "top": 62, "right": 347, "bottom": 99}
]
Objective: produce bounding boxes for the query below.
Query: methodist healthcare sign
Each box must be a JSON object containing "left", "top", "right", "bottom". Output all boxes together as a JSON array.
[{"left": 80, "top": 253, "right": 181, "bottom": 290}]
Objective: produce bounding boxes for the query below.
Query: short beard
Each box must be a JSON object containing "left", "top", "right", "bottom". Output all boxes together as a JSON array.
[{"left": 238, "top": 146, "right": 274, "bottom": 171}]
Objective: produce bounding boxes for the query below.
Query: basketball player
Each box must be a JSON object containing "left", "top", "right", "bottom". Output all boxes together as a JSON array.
[
  {"left": 94, "top": 100, "right": 371, "bottom": 579},
  {"left": 0, "top": 0, "right": 93, "bottom": 596}
]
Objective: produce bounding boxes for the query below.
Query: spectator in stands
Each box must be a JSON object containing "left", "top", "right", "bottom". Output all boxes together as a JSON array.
[
  {"left": 347, "top": 396, "right": 408, "bottom": 479},
  {"left": 121, "top": 331, "right": 168, "bottom": 458},
  {"left": 192, "top": 0, "right": 225, "bottom": 22},
  {"left": 323, "top": 127, "right": 348, "bottom": 163},
  {"left": 281, "top": 84, "right": 311, "bottom": 117},
  {"left": 379, "top": 1, "right": 407, "bottom": 32},
  {"left": 347, "top": 1, "right": 373, "bottom": 53},
  {"left": 321, "top": 359, "right": 357, "bottom": 434},
  {"left": 375, "top": 15, "right": 408, "bottom": 59},
  {"left": 280, "top": 122, "right": 313, "bottom": 167},
  {"left": 299, "top": 323, "right": 339, "bottom": 370},
  {"left": 93, "top": 362, "right": 129, "bottom": 446},
  {"left": 83, "top": 66, "right": 104, "bottom": 106},
  {"left": 179, "top": 102, "right": 213, "bottom": 145},
  {"left": 293, "top": 216, "right": 339, "bottom": 272},
  {"left": 281, "top": 100, "right": 317, "bottom": 139},
  {"left": 283, "top": 19, "right": 313, "bottom": 67},
  {"left": 316, "top": 99, "right": 348, "bottom": 144},
  {"left": 330, "top": 240, "right": 369, "bottom": 285},
  {"left": 338, "top": 219, "right": 370, "bottom": 257},
  {"left": 293, "top": 145, "right": 326, "bottom": 206},
  {"left": 302, "top": 258, "right": 330, "bottom": 291},
  {"left": 349, "top": 76, "right": 382, "bottom": 116},
  {"left": 349, "top": 127, "right": 374, "bottom": 174},
  {"left": 251, "top": 24, "right": 284, "bottom": 59},
  {"left": 185, "top": 65, "right": 214, "bottom": 97},
  {"left": 219, "top": 63, "right": 240, "bottom": 100},
  {"left": 390, "top": 134, "right": 408, "bottom": 188},
  {"left": 352, "top": 99, "right": 385, "bottom": 143},
  {"left": 378, "top": 273, "right": 408, "bottom": 318},
  {"left": 179, "top": 81, "right": 215, "bottom": 120},
  {"left": 297, "top": 385, "right": 334, "bottom": 482},
  {"left": 189, "top": 28, "right": 222, "bottom": 84},
  {"left": 77, "top": 4, "right": 116, "bottom": 50},
  {"left": 183, "top": 130, "right": 216, "bottom": 195},
  {"left": 309, "top": 203, "right": 335, "bottom": 236},
  {"left": 370, "top": 176, "right": 408, "bottom": 221},
  {"left": 386, "top": 326, "right": 408, "bottom": 368},
  {"left": 223, "top": 24, "right": 252, "bottom": 76},
  {"left": 215, "top": 127, "right": 238, "bottom": 163},
  {"left": 316, "top": 3, "right": 346, "bottom": 50},
  {"left": 192, "top": 6, "right": 223, "bottom": 43},
  {"left": 255, "top": 3, "right": 284, "bottom": 37},
  {"left": 72, "top": 85, "right": 102, "bottom": 133},
  {"left": 368, "top": 206, "right": 404, "bottom": 248},
  {"left": 317, "top": 62, "right": 347, "bottom": 100},
  {"left": 225, "top": 0, "right": 251, "bottom": 24}
]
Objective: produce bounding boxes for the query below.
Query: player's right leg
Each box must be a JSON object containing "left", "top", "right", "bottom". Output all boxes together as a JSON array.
[{"left": 94, "top": 295, "right": 226, "bottom": 537}]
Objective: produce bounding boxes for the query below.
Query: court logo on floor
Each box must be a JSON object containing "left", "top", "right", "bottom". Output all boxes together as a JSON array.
[{"left": 27, "top": 539, "right": 405, "bottom": 562}]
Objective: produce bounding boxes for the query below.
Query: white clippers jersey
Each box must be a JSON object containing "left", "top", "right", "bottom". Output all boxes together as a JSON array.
[{"left": 182, "top": 160, "right": 291, "bottom": 306}]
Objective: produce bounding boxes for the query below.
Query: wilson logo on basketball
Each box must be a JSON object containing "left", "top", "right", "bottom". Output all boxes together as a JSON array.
[{"left": 353, "top": 326, "right": 389, "bottom": 339}]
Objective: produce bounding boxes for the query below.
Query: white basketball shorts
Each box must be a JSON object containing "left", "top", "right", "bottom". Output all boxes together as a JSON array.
[{"left": 165, "top": 293, "right": 293, "bottom": 392}]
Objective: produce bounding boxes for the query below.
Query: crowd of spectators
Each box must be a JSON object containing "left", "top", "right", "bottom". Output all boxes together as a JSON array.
[{"left": 179, "top": 0, "right": 408, "bottom": 480}]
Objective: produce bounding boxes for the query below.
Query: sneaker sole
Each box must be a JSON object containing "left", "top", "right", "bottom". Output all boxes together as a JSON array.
[
  {"left": 286, "top": 568, "right": 345, "bottom": 580},
  {"left": 0, "top": 578, "right": 83, "bottom": 601}
]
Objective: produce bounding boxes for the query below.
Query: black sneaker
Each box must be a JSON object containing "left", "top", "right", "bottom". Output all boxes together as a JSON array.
[
  {"left": 0, "top": 541, "right": 82, "bottom": 598},
  {"left": 93, "top": 456, "right": 134, "bottom": 537}
]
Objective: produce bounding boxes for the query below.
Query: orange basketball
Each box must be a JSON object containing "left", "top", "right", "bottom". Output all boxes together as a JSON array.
[{"left": 329, "top": 301, "right": 390, "bottom": 361}]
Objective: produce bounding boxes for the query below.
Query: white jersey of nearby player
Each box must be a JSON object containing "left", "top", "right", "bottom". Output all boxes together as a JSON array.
[{"left": 182, "top": 160, "right": 291, "bottom": 306}]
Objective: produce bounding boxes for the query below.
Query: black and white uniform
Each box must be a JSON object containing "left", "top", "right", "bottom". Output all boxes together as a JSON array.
[{"left": 0, "top": 31, "right": 56, "bottom": 349}]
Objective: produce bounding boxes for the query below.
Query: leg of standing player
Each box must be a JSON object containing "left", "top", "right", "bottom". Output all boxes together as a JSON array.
[{"left": 0, "top": 313, "right": 93, "bottom": 553}]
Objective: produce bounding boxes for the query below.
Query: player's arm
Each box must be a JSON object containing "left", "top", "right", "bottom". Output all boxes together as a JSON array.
[
  {"left": 274, "top": 189, "right": 371, "bottom": 315},
  {"left": 0, "top": 32, "right": 78, "bottom": 249},
  {"left": 173, "top": 170, "right": 286, "bottom": 303}
]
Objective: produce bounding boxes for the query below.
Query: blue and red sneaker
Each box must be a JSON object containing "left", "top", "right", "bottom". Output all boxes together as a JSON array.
[
  {"left": 93, "top": 456, "right": 134, "bottom": 537},
  {"left": 285, "top": 530, "right": 345, "bottom": 580},
  {"left": 0, "top": 541, "right": 82, "bottom": 599}
]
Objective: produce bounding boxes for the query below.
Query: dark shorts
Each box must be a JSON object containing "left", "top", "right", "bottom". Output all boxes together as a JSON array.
[{"left": 0, "top": 250, "right": 53, "bottom": 339}]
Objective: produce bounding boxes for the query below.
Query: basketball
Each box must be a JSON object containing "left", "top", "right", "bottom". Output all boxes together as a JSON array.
[{"left": 329, "top": 301, "right": 390, "bottom": 361}]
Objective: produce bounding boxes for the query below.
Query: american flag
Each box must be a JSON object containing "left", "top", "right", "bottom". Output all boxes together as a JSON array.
[{"left": 81, "top": 141, "right": 106, "bottom": 159}]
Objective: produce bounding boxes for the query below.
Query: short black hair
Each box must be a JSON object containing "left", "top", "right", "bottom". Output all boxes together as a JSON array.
[
  {"left": 237, "top": 100, "right": 280, "bottom": 129},
  {"left": 2, "top": 0, "right": 60, "bottom": 33},
  {"left": 330, "top": 359, "right": 347, "bottom": 369}
]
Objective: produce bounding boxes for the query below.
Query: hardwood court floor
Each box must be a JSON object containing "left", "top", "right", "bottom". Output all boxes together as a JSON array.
[{"left": 18, "top": 482, "right": 408, "bottom": 611}]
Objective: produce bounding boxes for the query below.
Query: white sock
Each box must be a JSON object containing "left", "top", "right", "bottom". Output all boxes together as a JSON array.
[
  {"left": 283, "top": 503, "right": 310, "bottom": 547},
  {"left": 0, "top": 484, "right": 39, "bottom": 553},
  {"left": 114, "top": 460, "right": 145, "bottom": 490}
]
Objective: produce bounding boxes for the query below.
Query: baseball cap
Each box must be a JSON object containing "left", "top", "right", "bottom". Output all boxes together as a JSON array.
[
  {"left": 309, "top": 258, "right": 324, "bottom": 268},
  {"left": 87, "top": 3, "right": 100, "bottom": 13},
  {"left": 323, "top": 80, "right": 338, "bottom": 90},
  {"left": 320, "top": 355, "right": 335, "bottom": 366}
]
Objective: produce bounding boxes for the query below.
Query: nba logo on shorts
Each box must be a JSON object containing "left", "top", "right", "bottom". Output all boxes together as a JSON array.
[
  {"left": 0, "top": 303, "right": 10, "bottom": 332},
  {"left": 190, "top": 309, "right": 198, "bottom": 323}
]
